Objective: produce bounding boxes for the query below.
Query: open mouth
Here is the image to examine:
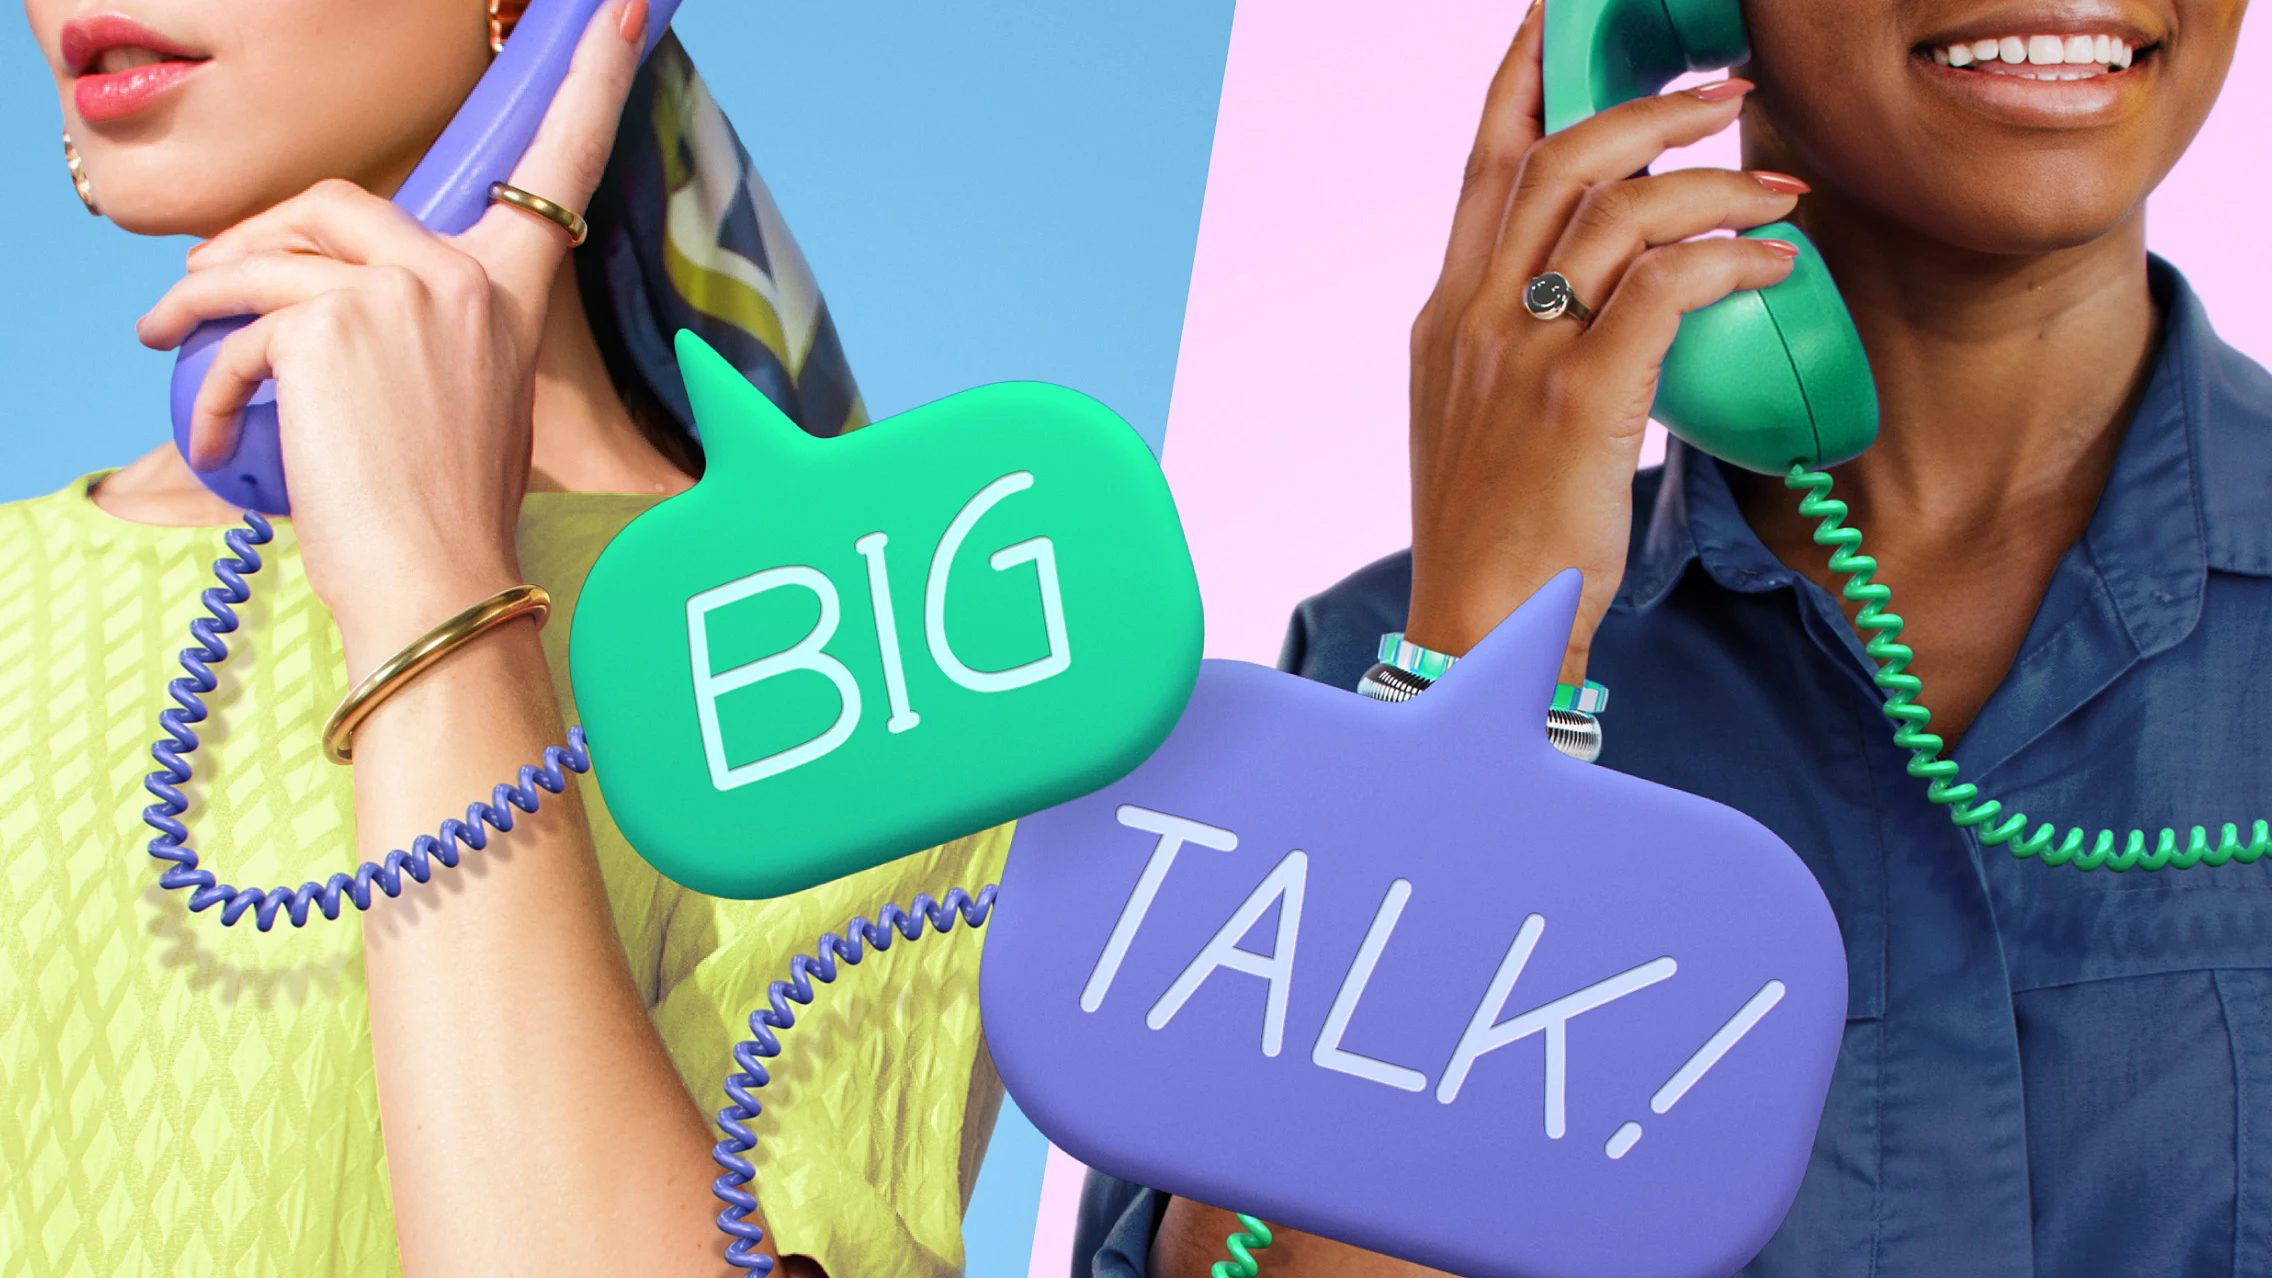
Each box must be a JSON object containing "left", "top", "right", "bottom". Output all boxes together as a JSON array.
[
  {"left": 1917, "top": 32, "right": 2158, "bottom": 80},
  {"left": 61, "top": 13, "right": 206, "bottom": 76},
  {"left": 61, "top": 14, "right": 210, "bottom": 123}
]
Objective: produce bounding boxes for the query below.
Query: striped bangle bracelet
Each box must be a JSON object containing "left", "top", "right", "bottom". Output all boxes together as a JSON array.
[{"left": 1377, "top": 631, "right": 1609, "bottom": 714}]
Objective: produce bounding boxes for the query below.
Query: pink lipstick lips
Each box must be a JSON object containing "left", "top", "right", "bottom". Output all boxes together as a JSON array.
[{"left": 62, "top": 13, "right": 208, "bottom": 124}]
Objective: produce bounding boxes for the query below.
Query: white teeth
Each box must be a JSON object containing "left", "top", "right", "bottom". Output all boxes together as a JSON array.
[{"left": 1934, "top": 32, "right": 2143, "bottom": 72}]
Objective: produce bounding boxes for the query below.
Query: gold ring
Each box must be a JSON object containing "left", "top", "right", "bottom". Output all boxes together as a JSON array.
[
  {"left": 322, "top": 584, "right": 551, "bottom": 765},
  {"left": 487, "top": 181, "right": 588, "bottom": 247}
]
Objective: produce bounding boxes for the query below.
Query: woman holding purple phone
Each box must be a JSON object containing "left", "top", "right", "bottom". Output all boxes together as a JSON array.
[{"left": 3, "top": 1, "right": 1003, "bottom": 1273}]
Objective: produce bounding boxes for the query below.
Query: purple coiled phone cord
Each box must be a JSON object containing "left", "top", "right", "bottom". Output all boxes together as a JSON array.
[
  {"left": 144, "top": 520, "right": 1005, "bottom": 1269},
  {"left": 139, "top": 512, "right": 592, "bottom": 930},
  {"left": 704, "top": 902, "right": 1286, "bottom": 1278},
  {"left": 709, "top": 884, "right": 998, "bottom": 1272}
]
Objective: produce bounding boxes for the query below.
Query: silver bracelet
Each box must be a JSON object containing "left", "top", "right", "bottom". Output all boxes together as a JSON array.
[
  {"left": 1356, "top": 662, "right": 1602, "bottom": 763},
  {"left": 1545, "top": 707, "right": 1603, "bottom": 764}
]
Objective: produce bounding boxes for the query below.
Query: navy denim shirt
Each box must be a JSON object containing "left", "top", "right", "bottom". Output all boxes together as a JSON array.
[{"left": 1074, "top": 261, "right": 2272, "bottom": 1276}]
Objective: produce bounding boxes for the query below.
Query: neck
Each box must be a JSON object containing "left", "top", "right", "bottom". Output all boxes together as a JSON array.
[
  {"left": 525, "top": 261, "right": 692, "bottom": 497},
  {"left": 1719, "top": 152, "right": 2167, "bottom": 747},
  {"left": 1755, "top": 185, "right": 2161, "bottom": 523},
  {"left": 93, "top": 259, "right": 690, "bottom": 527}
]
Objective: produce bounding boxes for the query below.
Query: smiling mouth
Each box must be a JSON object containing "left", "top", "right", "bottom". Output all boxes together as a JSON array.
[{"left": 1918, "top": 32, "right": 2158, "bottom": 80}]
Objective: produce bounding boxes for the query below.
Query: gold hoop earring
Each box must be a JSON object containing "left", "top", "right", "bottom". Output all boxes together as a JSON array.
[
  {"left": 61, "top": 132, "right": 98, "bottom": 216},
  {"left": 488, "top": 0, "right": 528, "bottom": 53}
]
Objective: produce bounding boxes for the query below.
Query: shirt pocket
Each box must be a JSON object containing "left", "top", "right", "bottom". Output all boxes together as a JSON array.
[
  {"left": 1991, "top": 847, "right": 2272, "bottom": 993},
  {"left": 1995, "top": 837, "right": 2272, "bottom": 1274},
  {"left": 2217, "top": 969, "right": 2272, "bottom": 1276},
  {"left": 2015, "top": 971, "right": 2244, "bottom": 1276}
]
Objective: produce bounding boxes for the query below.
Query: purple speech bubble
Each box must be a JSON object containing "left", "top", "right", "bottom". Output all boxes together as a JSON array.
[{"left": 982, "top": 571, "right": 1845, "bottom": 1278}]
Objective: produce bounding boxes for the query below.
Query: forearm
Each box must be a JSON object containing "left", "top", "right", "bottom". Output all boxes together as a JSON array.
[
  {"left": 129, "top": 7, "right": 786, "bottom": 1264},
  {"left": 350, "top": 607, "right": 767, "bottom": 1276}
]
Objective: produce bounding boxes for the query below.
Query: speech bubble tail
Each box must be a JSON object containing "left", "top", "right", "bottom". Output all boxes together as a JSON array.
[
  {"left": 675, "top": 328, "right": 816, "bottom": 476},
  {"left": 1418, "top": 569, "right": 1583, "bottom": 757}
]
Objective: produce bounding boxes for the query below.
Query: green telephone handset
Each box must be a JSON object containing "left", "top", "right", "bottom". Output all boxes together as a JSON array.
[
  {"left": 1545, "top": 0, "right": 1879, "bottom": 473},
  {"left": 1536, "top": 0, "right": 2270, "bottom": 871}
]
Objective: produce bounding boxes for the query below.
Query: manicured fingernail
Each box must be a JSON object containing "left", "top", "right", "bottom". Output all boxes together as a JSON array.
[
  {"left": 1760, "top": 239, "right": 1801, "bottom": 260},
  {"left": 1689, "top": 78, "right": 1754, "bottom": 102},
  {"left": 1752, "top": 171, "right": 1811, "bottom": 195},
  {"left": 619, "top": 0, "right": 648, "bottom": 42}
]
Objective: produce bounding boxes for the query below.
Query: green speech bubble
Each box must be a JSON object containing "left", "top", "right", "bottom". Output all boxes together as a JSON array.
[{"left": 569, "top": 332, "right": 1203, "bottom": 899}]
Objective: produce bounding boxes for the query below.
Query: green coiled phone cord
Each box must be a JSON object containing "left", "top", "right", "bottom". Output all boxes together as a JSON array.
[
  {"left": 1786, "top": 465, "right": 2272, "bottom": 871},
  {"left": 1213, "top": 1214, "right": 1273, "bottom": 1277}
]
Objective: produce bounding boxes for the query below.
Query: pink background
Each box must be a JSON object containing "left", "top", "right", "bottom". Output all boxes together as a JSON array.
[
  {"left": 1159, "top": 1, "right": 2272, "bottom": 667},
  {"left": 1027, "top": 5, "right": 2268, "bottom": 1268}
]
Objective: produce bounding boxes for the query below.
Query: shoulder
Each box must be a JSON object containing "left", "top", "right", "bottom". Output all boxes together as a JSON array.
[
  {"left": 0, "top": 473, "right": 158, "bottom": 574},
  {"left": 2192, "top": 316, "right": 2272, "bottom": 576},
  {"left": 1279, "top": 550, "right": 1411, "bottom": 688},
  {"left": 516, "top": 490, "right": 668, "bottom": 583},
  {"left": 0, "top": 474, "right": 99, "bottom": 525},
  {"left": 2147, "top": 258, "right": 2272, "bottom": 576},
  {"left": 1278, "top": 464, "right": 1671, "bottom": 688}
]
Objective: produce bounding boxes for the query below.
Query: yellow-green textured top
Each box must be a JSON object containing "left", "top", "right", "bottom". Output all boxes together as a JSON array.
[{"left": 0, "top": 477, "right": 1008, "bottom": 1277}]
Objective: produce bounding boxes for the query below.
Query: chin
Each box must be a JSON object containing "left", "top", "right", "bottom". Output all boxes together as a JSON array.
[
  {"left": 1752, "top": 99, "right": 2162, "bottom": 263},
  {"left": 1860, "top": 157, "right": 2150, "bottom": 258},
  {"left": 97, "top": 190, "right": 267, "bottom": 241},
  {"left": 1934, "top": 202, "right": 2144, "bottom": 258},
  {"left": 97, "top": 187, "right": 288, "bottom": 242},
  {"left": 76, "top": 135, "right": 364, "bottom": 239}
]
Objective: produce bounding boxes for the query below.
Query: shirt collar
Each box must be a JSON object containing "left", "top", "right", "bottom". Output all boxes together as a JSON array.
[{"left": 1616, "top": 258, "right": 2272, "bottom": 642}]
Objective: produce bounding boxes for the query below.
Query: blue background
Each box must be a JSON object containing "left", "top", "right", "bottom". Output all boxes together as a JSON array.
[
  {"left": 0, "top": 0, "right": 1232, "bottom": 492},
  {"left": 0, "top": 1, "right": 1234, "bottom": 1270}
]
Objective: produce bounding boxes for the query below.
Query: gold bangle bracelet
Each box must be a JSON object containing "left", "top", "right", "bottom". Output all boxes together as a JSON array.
[{"left": 322, "top": 584, "right": 551, "bottom": 765}]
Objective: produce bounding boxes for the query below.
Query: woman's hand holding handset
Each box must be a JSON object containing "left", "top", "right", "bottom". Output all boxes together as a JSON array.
[
  {"left": 1403, "top": 0, "right": 1805, "bottom": 680},
  {"left": 129, "top": 5, "right": 798, "bottom": 1275},
  {"left": 135, "top": 0, "right": 641, "bottom": 682}
]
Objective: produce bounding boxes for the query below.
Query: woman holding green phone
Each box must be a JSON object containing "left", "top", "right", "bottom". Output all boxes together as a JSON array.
[
  {"left": 1085, "top": 0, "right": 2267, "bottom": 1273},
  {"left": 4, "top": 1, "right": 1001, "bottom": 1274}
]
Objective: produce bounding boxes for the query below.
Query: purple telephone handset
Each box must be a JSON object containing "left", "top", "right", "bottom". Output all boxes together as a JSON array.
[{"left": 167, "top": 0, "right": 682, "bottom": 514}]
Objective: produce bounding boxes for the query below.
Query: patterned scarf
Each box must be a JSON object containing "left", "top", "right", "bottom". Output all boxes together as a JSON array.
[{"left": 582, "top": 33, "right": 868, "bottom": 442}]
